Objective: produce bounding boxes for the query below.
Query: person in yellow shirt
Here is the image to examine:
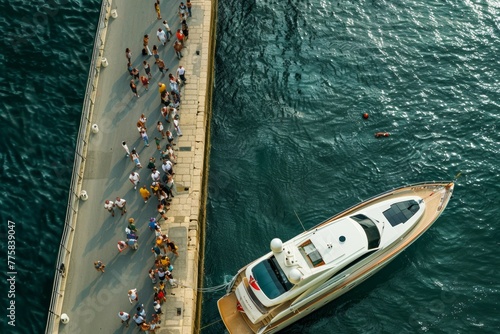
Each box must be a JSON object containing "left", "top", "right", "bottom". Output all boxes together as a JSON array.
[
  {"left": 154, "top": 0, "right": 161, "bottom": 20},
  {"left": 158, "top": 82, "right": 166, "bottom": 94},
  {"left": 139, "top": 185, "right": 150, "bottom": 203}
]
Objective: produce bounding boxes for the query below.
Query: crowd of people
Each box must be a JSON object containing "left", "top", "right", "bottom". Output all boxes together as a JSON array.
[{"left": 94, "top": 1, "right": 195, "bottom": 331}]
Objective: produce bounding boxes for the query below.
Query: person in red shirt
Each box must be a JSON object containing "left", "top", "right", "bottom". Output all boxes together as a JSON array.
[
  {"left": 176, "top": 29, "right": 184, "bottom": 47},
  {"left": 140, "top": 76, "right": 149, "bottom": 91}
]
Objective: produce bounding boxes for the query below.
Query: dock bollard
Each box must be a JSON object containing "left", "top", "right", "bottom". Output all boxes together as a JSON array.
[
  {"left": 80, "top": 190, "right": 88, "bottom": 201},
  {"left": 91, "top": 124, "right": 99, "bottom": 133},
  {"left": 101, "top": 57, "right": 109, "bottom": 67},
  {"left": 111, "top": 9, "right": 118, "bottom": 18},
  {"left": 61, "top": 313, "right": 70, "bottom": 324}
]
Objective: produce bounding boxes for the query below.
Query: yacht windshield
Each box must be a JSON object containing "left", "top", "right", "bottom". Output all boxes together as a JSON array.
[
  {"left": 251, "top": 256, "right": 293, "bottom": 299},
  {"left": 351, "top": 214, "right": 381, "bottom": 249}
]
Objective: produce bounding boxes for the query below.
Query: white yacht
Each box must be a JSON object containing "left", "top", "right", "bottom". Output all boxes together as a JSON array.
[{"left": 218, "top": 181, "right": 455, "bottom": 333}]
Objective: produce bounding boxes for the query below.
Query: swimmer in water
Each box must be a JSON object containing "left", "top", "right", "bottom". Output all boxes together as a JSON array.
[{"left": 374, "top": 132, "right": 390, "bottom": 138}]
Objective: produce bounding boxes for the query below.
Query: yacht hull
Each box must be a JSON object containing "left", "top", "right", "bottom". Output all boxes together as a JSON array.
[{"left": 218, "top": 181, "right": 454, "bottom": 333}]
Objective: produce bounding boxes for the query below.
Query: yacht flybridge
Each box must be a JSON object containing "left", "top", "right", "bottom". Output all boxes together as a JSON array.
[{"left": 218, "top": 181, "right": 454, "bottom": 333}]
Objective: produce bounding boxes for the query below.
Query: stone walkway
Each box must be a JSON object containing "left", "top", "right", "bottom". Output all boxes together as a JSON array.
[{"left": 54, "top": 0, "right": 213, "bottom": 333}]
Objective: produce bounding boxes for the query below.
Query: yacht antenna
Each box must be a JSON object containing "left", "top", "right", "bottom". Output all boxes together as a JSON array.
[{"left": 293, "top": 210, "right": 306, "bottom": 232}]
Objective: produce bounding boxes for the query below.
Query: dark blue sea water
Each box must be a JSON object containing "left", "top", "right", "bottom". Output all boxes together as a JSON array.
[
  {"left": 201, "top": 0, "right": 500, "bottom": 333},
  {"left": 0, "top": 0, "right": 100, "bottom": 332},
  {"left": 0, "top": 0, "right": 499, "bottom": 333}
]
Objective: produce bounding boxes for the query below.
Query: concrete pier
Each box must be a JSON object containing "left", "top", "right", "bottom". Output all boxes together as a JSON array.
[{"left": 47, "top": 0, "right": 215, "bottom": 333}]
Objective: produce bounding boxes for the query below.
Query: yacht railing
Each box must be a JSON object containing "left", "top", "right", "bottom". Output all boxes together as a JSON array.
[
  {"left": 312, "top": 180, "right": 453, "bottom": 230},
  {"left": 44, "top": 1, "right": 111, "bottom": 332}
]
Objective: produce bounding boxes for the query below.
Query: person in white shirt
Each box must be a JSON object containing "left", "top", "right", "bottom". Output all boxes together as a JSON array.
[
  {"left": 121, "top": 141, "right": 130, "bottom": 157},
  {"left": 104, "top": 200, "right": 115, "bottom": 217},
  {"left": 151, "top": 168, "right": 161, "bottom": 182},
  {"left": 128, "top": 288, "right": 138, "bottom": 304},
  {"left": 161, "top": 160, "right": 174, "bottom": 175},
  {"left": 115, "top": 197, "right": 127, "bottom": 215},
  {"left": 136, "top": 304, "right": 147, "bottom": 318},
  {"left": 118, "top": 311, "right": 130, "bottom": 327},
  {"left": 173, "top": 117, "right": 182, "bottom": 137},
  {"left": 129, "top": 172, "right": 140, "bottom": 189},
  {"left": 176, "top": 66, "right": 186, "bottom": 84},
  {"left": 162, "top": 20, "right": 172, "bottom": 40},
  {"left": 156, "top": 28, "right": 167, "bottom": 46},
  {"left": 132, "top": 313, "right": 144, "bottom": 326}
]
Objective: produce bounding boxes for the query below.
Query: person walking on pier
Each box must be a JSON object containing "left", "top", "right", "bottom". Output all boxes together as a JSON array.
[
  {"left": 166, "top": 145, "right": 177, "bottom": 164},
  {"left": 149, "top": 217, "right": 159, "bottom": 231},
  {"left": 128, "top": 218, "right": 139, "bottom": 234},
  {"left": 131, "top": 67, "right": 140, "bottom": 81},
  {"left": 125, "top": 48, "right": 132, "bottom": 61},
  {"left": 167, "top": 238, "right": 180, "bottom": 256},
  {"left": 104, "top": 200, "right": 115, "bottom": 217},
  {"left": 173, "top": 116, "right": 183, "bottom": 137},
  {"left": 129, "top": 171, "right": 140, "bottom": 189},
  {"left": 127, "top": 237, "right": 139, "bottom": 250},
  {"left": 170, "top": 91, "right": 181, "bottom": 107},
  {"left": 151, "top": 168, "right": 161, "bottom": 182},
  {"left": 181, "top": 19, "right": 189, "bottom": 41},
  {"left": 162, "top": 20, "right": 172, "bottom": 40},
  {"left": 157, "top": 28, "right": 167, "bottom": 46},
  {"left": 118, "top": 311, "right": 130, "bottom": 327},
  {"left": 154, "top": 0, "right": 161, "bottom": 20},
  {"left": 128, "top": 288, "right": 139, "bottom": 304},
  {"left": 149, "top": 269, "right": 157, "bottom": 283},
  {"left": 176, "top": 65, "right": 186, "bottom": 85},
  {"left": 143, "top": 60, "right": 152, "bottom": 79},
  {"left": 152, "top": 244, "right": 162, "bottom": 259},
  {"left": 147, "top": 157, "right": 156, "bottom": 170},
  {"left": 166, "top": 269, "right": 178, "bottom": 287},
  {"left": 168, "top": 74, "right": 180, "bottom": 95},
  {"left": 140, "top": 129, "right": 150, "bottom": 147},
  {"left": 133, "top": 313, "right": 145, "bottom": 327},
  {"left": 94, "top": 260, "right": 106, "bottom": 273},
  {"left": 130, "top": 149, "right": 142, "bottom": 168},
  {"left": 156, "top": 120, "right": 166, "bottom": 138},
  {"left": 157, "top": 203, "right": 168, "bottom": 221},
  {"left": 115, "top": 197, "right": 127, "bottom": 215},
  {"left": 143, "top": 34, "right": 152, "bottom": 56},
  {"left": 156, "top": 58, "right": 167, "bottom": 77},
  {"left": 161, "top": 159, "right": 174, "bottom": 175},
  {"left": 155, "top": 136, "right": 162, "bottom": 151},
  {"left": 158, "top": 82, "right": 167, "bottom": 95},
  {"left": 176, "top": 29, "right": 185, "bottom": 47},
  {"left": 117, "top": 240, "right": 128, "bottom": 252},
  {"left": 165, "top": 173, "right": 175, "bottom": 198},
  {"left": 140, "top": 185, "right": 151, "bottom": 203},
  {"left": 140, "top": 75, "right": 150, "bottom": 91},
  {"left": 166, "top": 130, "right": 174, "bottom": 145},
  {"left": 139, "top": 113, "right": 147, "bottom": 126},
  {"left": 152, "top": 45, "right": 159, "bottom": 61},
  {"left": 154, "top": 300, "right": 163, "bottom": 315},
  {"left": 156, "top": 267, "right": 166, "bottom": 282},
  {"left": 173, "top": 40, "right": 183, "bottom": 59},
  {"left": 187, "top": 0, "right": 192, "bottom": 17},
  {"left": 178, "top": 2, "right": 187, "bottom": 21},
  {"left": 137, "top": 304, "right": 147, "bottom": 318},
  {"left": 150, "top": 182, "right": 161, "bottom": 199},
  {"left": 130, "top": 80, "right": 139, "bottom": 98},
  {"left": 121, "top": 141, "right": 130, "bottom": 157}
]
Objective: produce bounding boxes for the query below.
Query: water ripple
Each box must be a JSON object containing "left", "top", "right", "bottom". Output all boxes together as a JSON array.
[{"left": 203, "top": 0, "right": 500, "bottom": 332}]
